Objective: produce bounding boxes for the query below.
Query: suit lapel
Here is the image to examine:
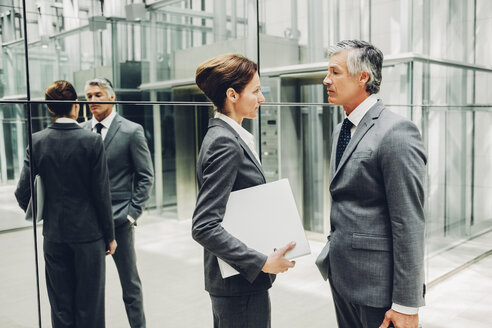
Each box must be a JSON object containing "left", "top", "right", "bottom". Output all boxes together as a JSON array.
[
  {"left": 329, "top": 127, "right": 340, "bottom": 180},
  {"left": 104, "top": 114, "right": 121, "bottom": 148},
  {"left": 331, "top": 101, "right": 384, "bottom": 183},
  {"left": 210, "top": 118, "right": 266, "bottom": 181}
]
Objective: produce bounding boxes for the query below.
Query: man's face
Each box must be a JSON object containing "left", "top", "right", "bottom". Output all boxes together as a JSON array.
[
  {"left": 323, "top": 51, "right": 366, "bottom": 113},
  {"left": 85, "top": 84, "right": 114, "bottom": 121}
]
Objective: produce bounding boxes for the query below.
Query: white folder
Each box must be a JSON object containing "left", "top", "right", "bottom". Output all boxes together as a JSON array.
[
  {"left": 218, "top": 179, "right": 311, "bottom": 278},
  {"left": 25, "top": 174, "right": 45, "bottom": 222}
]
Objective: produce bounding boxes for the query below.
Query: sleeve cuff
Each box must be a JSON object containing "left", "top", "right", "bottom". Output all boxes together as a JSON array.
[
  {"left": 392, "top": 303, "right": 419, "bottom": 315},
  {"left": 127, "top": 215, "right": 135, "bottom": 224}
]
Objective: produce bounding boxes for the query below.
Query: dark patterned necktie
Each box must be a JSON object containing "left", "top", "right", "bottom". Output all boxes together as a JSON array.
[
  {"left": 95, "top": 123, "right": 104, "bottom": 134},
  {"left": 336, "top": 118, "right": 353, "bottom": 169}
]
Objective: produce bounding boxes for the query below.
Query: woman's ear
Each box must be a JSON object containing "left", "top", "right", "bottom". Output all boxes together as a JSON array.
[
  {"left": 226, "top": 87, "right": 238, "bottom": 102},
  {"left": 71, "top": 103, "right": 80, "bottom": 119}
]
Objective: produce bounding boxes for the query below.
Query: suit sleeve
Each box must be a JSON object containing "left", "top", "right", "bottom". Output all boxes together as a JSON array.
[
  {"left": 192, "top": 135, "right": 268, "bottom": 283},
  {"left": 14, "top": 147, "right": 33, "bottom": 212},
  {"left": 379, "top": 120, "right": 426, "bottom": 308},
  {"left": 91, "top": 136, "right": 115, "bottom": 244},
  {"left": 127, "top": 125, "right": 154, "bottom": 221}
]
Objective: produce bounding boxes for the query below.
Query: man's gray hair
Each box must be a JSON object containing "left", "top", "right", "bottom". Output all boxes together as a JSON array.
[
  {"left": 84, "top": 77, "right": 115, "bottom": 98},
  {"left": 328, "top": 40, "right": 383, "bottom": 94}
]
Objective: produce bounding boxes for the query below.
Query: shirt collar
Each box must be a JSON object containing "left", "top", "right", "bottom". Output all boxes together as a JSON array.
[
  {"left": 347, "top": 94, "right": 378, "bottom": 127},
  {"left": 215, "top": 112, "right": 255, "bottom": 145},
  {"left": 92, "top": 109, "right": 116, "bottom": 129},
  {"left": 55, "top": 117, "right": 79, "bottom": 125}
]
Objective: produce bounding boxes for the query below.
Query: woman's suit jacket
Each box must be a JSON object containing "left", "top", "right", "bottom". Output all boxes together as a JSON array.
[
  {"left": 192, "top": 118, "right": 275, "bottom": 296},
  {"left": 15, "top": 122, "right": 114, "bottom": 244}
]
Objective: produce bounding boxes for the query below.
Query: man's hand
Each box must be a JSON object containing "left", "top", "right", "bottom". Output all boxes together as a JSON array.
[
  {"left": 380, "top": 309, "right": 419, "bottom": 328},
  {"left": 106, "top": 240, "right": 117, "bottom": 255},
  {"left": 261, "top": 241, "right": 296, "bottom": 274}
]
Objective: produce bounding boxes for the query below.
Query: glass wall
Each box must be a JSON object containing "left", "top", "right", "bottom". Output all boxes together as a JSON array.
[{"left": 1, "top": 1, "right": 491, "bottom": 320}]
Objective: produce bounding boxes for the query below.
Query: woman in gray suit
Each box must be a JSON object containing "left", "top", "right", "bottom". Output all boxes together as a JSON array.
[
  {"left": 15, "top": 80, "right": 116, "bottom": 328},
  {"left": 192, "top": 54, "right": 296, "bottom": 328}
]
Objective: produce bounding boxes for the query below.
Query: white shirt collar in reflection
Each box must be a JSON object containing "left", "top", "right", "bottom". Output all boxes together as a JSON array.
[{"left": 55, "top": 117, "right": 79, "bottom": 125}]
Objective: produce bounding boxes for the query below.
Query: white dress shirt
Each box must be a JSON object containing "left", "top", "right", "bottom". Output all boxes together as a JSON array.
[
  {"left": 346, "top": 94, "right": 378, "bottom": 136},
  {"left": 91, "top": 110, "right": 116, "bottom": 141},
  {"left": 215, "top": 112, "right": 261, "bottom": 164},
  {"left": 345, "top": 94, "right": 418, "bottom": 316}
]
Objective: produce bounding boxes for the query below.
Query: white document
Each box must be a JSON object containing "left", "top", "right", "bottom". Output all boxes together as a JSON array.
[
  {"left": 218, "top": 179, "right": 311, "bottom": 278},
  {"left": 25, "top": 174, "right": 45, "bottom": 222}
]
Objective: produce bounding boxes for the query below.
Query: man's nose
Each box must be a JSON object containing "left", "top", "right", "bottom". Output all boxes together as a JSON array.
[{"left": 323, "top": 75, "right": 332, "bottom": 85}]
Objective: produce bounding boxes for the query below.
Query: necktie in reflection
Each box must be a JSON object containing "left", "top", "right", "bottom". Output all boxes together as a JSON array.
[{"left": 95, "top": 123, "right": 104, "bottom": 135}]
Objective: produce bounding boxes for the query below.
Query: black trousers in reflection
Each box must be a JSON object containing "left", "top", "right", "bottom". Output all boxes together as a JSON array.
[
  {"left": 44, "top": 238, "right": 106, "bottom": 328},
  {"left": 210, "top": 291, "right": 271, "bottom": 328}
]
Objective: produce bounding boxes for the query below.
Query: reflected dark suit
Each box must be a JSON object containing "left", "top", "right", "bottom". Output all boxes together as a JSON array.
[
  {"left": 82, "top": 113, "right": 153, "bottom": 328},
  {"left": 15, "top": 122, "right": 114, "bottom": 328},
  {"left": 192, "top": 118, "right": 275, "bottom": 328}
]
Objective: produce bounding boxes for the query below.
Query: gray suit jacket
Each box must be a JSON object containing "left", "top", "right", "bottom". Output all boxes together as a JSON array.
[
  {"left": 82, "top": 113, "right": 154, "bottom": 226},
  {"left": 15, "top": 123, "right": 114, "bottom": 244},
  {"left": 192, "top": 118, "right": 275, "bottom": 296},
  {"left": 325, "top": 100, "right": 426, "bottom": 308}
]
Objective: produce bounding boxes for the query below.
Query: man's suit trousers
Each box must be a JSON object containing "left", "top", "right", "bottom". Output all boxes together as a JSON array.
[
  {"left": 112, "top": 222, "right": 146, "bottom": 328},
  {"left": 330, "top": 281, "right": 394, "bottom": 328}
]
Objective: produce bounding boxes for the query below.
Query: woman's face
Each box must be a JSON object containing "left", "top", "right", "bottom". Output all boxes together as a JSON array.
[{"left": 231, "top": 72, "right": 265, "bottom": 121}]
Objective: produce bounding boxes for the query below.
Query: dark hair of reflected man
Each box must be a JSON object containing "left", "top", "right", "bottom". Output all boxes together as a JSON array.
[
  {"left": 44, "top": 80, "right": 78, "bottom": 117},
  {"left": 195, "top": 53, "right": 258, "bottom": 113}
]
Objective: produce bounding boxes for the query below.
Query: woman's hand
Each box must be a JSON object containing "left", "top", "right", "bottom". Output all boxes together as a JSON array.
[
  {"left": 106, "top": 240, "right": 117, "bottom": 255},
  {"left": 261, "top": 241, "right": 296, "bottom": 274}
]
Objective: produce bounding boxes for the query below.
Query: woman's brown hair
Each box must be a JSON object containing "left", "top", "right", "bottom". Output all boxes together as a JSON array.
[
  {"left": 195, "top": 54, "right": 258, "bottom": 113},
  {"left": 45, "top": 80, "right": 78, "bottom": 117}
]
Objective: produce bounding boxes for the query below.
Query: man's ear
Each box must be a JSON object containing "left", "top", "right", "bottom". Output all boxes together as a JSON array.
[
  {"left": 226, "top": 87, "right": 237, "bottom": 102},
  {"left": 359, "top": 71, "right": 370, "bottom": 86}
]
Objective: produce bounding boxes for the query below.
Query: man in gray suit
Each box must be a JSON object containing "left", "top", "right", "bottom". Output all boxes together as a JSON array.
[
  {"left": 83, "top": 77, "right": 154, "bottom": 328},
  {"left": 319, "top": 40, "right": 426, "bottom": 328}
]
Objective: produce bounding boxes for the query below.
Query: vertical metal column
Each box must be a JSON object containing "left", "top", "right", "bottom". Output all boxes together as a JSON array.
[
  {"left": 111, "top": 19, "right": 120, "bottom": 89},
  {"left": 149, "top": 11, "right": 164, "bottom": 212},
  {"left": 305, "top": 0, "right": 325, "bottom": 233},
  {"left": 213, "top": 0, "right": 227, "bottom": 42},
  {"left": 359, "top": 0, "right": 371, "bottom": 41},
  {"left": 329, "top": 0, "right": 340, "bottom": 44},
  {"left": 470, "top": 0, "right": 477, "bottom": 227},
  {"left": 0, "top": 111, "right": 7, "bottom": 182},
  {"left": 21, "top": 0, "right": 42, "bottom": 325},
  {"left": 247, "top": 0, "right": 257, "bottom": 60}
]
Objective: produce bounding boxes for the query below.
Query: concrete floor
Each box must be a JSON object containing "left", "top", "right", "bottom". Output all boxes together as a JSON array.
[{"left": 1, "top": 213, "right": 491, "bottom": 327}]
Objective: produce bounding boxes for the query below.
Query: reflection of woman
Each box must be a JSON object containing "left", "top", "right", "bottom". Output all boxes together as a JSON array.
[
  {"left": 15, "top": 80, "right": 116, "bottom": 328},
  {"left": 192, "top": 54, "right": 296, "bottom": 328}
]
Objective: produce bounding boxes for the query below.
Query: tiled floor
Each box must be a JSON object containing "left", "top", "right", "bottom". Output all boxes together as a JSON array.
[{"left": 1, "top": 213, "right": 491, "bottom": 327}]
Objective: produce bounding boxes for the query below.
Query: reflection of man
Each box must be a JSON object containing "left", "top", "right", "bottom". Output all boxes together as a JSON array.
[
  {"left": 320, "top": 40, "right": 426, "bottom": 328},
  {"left": 83, "top": 78, "right": 154, "bottom": 328}
]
